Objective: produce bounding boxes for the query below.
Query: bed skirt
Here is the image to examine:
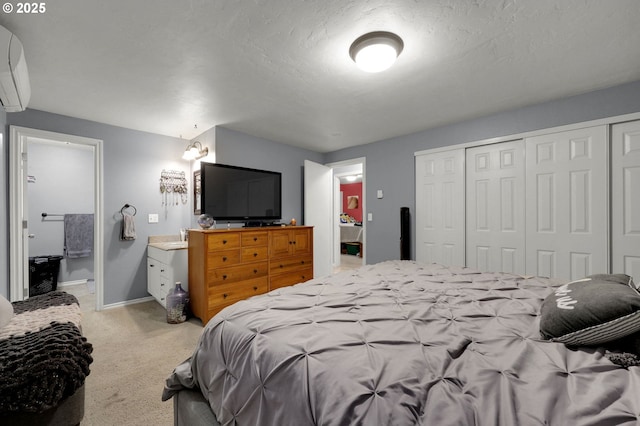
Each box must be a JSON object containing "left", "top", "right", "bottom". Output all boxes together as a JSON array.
[{"left": 173, "top": 387, "right": 220, "bottom": 426}]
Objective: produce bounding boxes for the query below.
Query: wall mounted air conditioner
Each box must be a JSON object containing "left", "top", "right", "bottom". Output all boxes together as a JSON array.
[{"left": 0, "top": 25, "right": 30, "bottom": 112}]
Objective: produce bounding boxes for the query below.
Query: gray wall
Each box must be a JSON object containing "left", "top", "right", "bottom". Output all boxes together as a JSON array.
[
  {"left": 28, "top": 142, "right": 94, "bottom": 283},
  {"left": 6, "top": 110, "right": 192, "bottom": 305},
  {"left": 213, "top": 126, "right": 324, "bottom": 226},
  {"left": 324, "top": 80, "right": 640, "bottom": 264},
  {"left": 3, "top": 80, "right": 640, "bottom": 301}
]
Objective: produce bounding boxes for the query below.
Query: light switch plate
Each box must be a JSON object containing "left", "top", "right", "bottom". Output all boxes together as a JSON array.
[
  {"left": 148, "top": 213, "right": 159, "bottom": 223},
  {"left": 367, "top": 212, "right": 373, "bottom": 221},
  {"left": 377, "top": 190, "right": 383, "bottom": 199}
]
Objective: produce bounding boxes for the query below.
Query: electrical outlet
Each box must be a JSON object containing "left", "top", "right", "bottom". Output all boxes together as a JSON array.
[{"left": 148, "top": 213, "right": 159, "bottom": 223}]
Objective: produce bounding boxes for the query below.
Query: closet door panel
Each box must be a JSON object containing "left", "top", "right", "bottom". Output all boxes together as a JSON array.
[
  {"left": 466, "top": 140, "right": 525, "bottom": 274},
  {"left": 612, "top": 120, "right": 640, "bottom": 283},
  {"left": 415, "top": 149, "right": 465, "bottom": 266},
  {"left": 525, "top": 126, "right": 608, "bottom": 281}
]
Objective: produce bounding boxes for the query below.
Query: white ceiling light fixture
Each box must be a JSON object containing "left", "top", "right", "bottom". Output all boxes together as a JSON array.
[
  {"left": 182, "top": 140, "right": 208, "bottom": 160},
  {"left": 349, "top": 31, "right": 404, "bottom": 73}
]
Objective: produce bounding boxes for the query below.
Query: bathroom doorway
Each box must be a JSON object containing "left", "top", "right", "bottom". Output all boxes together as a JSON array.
[{"left": 9, "top": 126, "right": 104, "bottom": 309}]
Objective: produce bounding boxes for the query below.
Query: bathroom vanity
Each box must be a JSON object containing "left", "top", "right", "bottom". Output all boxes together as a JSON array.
[{"left": 147, "top": 237, "right": 188, "bottom": 307}]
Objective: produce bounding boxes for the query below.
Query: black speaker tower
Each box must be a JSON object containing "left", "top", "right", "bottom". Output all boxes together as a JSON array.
[{"left": 400, "top": 207, "right": 410, "bottom": 260}]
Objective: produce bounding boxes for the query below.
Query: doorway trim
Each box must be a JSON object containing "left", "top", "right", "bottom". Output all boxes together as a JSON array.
[
  {"left": 327, "top": 157, "right": 366, "bottom": 266},
  {"left": 9, "top": 126, "right": 104, "bottom": 310}
]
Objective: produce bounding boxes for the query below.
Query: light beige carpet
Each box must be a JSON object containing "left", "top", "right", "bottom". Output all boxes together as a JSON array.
[{"left": 64, "top": 284, "right": 203, "bottom": 426}]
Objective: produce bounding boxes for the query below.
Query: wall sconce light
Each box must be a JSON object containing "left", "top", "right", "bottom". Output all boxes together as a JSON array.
[
  {"left": 182, "top": 140, "right": 208, "bottom": 160},
  {"left": 349, "top": 31, "right": 404, "bottom": 73}
]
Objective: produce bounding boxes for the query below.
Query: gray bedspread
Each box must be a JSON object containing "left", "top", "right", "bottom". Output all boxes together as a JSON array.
[{"left": 164, "top": 261, "right": 640, "bottom": 425}]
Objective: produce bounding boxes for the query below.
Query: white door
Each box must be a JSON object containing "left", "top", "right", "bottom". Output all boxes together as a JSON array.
[
  {"left": 304, "top": 160, "right": 333, "bottom": 278},
  {"left": 612, "top": 120, "right": 640, "bottom": 283},
  {"left": 525, "top": 126, "right": 608, "bottom": 280},
  {"left": 415, "top": 149, "right": 465, "bottom": 266},
  {"left": 466, "top": 140, "right": 525, "bottom": 274}
]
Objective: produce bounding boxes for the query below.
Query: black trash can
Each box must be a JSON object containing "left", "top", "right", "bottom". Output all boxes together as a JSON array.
[{"left": 28, "top": 255, "right": 63, "bottom": 296}]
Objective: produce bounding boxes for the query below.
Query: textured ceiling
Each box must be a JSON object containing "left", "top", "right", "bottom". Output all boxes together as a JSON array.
[{"left": 1, "top": 0, "right": 639, "bottom": 153}]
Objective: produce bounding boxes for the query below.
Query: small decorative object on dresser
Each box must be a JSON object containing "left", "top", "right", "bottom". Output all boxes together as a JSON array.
[{"left": 197, "top": 214, "right": 214, "bottom": 229}]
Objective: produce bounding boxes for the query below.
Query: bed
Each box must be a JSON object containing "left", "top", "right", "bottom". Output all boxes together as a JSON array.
[
  {"left": 0, "top": 291, "right": 93, "bottom": 426},
  {"left": 163, "top": 261, "right": 640, "bottom": 425}
]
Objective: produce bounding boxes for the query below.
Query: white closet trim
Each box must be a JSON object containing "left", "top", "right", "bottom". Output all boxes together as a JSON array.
[{"left": 415, "top": 111, "right": 640, "bottom": 157}]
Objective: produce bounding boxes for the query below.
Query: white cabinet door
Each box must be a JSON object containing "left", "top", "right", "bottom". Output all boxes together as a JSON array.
[
  {"left": 415, "top": 149, "right": 465, "bottom": 266},
  {"left": 466, "top": 140, "right": 525, "bottom": 274},
  {"left": 612, "top": 120, "right": 640, "bottom": 283},
  {"left": 525, "top": 126, "right": 608, "bottom": 280}
]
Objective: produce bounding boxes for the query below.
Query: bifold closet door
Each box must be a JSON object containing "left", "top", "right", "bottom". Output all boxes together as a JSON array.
[
  {"left": 415, "top": 149, "right": 465, "bottom": 266},
  {"left": 466, "top": 140, "right": 525, "bottom": 274},
  {"left": 525, "top": 126, "right": 608, "bottom": 281},
  {"left": 612, "top": 120, "right": 640, "bottom": 284}
]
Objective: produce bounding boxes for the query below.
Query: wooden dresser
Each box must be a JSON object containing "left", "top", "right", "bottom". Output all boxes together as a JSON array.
[{"left": 188, "top": 226, "right": 313, "bottom": 324}]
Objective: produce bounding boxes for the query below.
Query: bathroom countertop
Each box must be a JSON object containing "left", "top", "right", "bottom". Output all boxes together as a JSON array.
[{"left": 148, "top": 235, "right": 188, "bottom": 250}]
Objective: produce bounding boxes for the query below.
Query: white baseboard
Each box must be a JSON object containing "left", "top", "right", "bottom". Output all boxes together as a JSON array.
[
  {"left": 57, "top": 279, "right": 89, "bottom": 288},
  {"left": 102, "top": 296, "right": 154, "bottom": 310}
]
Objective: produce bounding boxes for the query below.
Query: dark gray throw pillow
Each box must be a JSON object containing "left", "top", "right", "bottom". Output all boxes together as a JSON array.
[{"left": 540, "top": 274, "right": 639, "bottom": 346}]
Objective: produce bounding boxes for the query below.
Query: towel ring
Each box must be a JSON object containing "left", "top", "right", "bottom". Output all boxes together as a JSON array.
[{"left": 121, "top": 204, "right": 137, "bottom": 216}]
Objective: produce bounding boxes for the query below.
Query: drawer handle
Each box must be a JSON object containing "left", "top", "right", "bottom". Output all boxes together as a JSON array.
[
  {"left": 253, "top": 237, "right": 258, "bottom": 241},
  {"left": 300, "top": 260, "right": 305, "bottom": 264},
  {"left": 160, "top": 269, "right": 165, "bottom": 273},
  {"left": 253, "top": 252, "right": 258, "bottom": 257},
  {"left": 279, "top": 264, "right": 284, "bottom": 268},
  {"left": 222, "top": 256, "right": 227, "bottom": 261},
  {"left": 253, "top": 286, "right": 258, "bottom": 291},
  {"left": 223, "top": 240, "right": 227, "bottom": 244},
  {"left": 223, "top": 293, "right": 228, "bottom": 299},
  {"left": 253, "top": 269, "right": 258, "bottom": 274},
  {"left": 160, "top": 283, "right": 165, "bottom": 287},
  {"left": 289, "top": 241, "right": 293, "bottom": 245},
  {"left": 222, "top": 274, "right": 228, "bottom": 280},
  {"left": 149, "top": 264, "right": 154, "bottom": 267},
  {"left": 301, "top": 275, "right": 306, "bottom": 280}
]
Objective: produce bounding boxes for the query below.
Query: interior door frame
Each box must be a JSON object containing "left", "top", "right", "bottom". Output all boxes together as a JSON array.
[
  {"left": 9, "top": 126, "right": 104, "bottom": 310},
  {"left": 327, "top": 157, "right": 366, "bottom": 266}
]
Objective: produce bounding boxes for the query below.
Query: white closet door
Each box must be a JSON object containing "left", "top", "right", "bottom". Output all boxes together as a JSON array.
[
  {"left": 612, "top": 120, "right": 640, "bottom": 283},
  {"left": 466, "top": 140, "right": 525, "bottom": 274},
  {"left": 415, "top": 149, "right": 465, "bottom": 266},
  {"left": 525, "top": 126, "right": 608, "bottom": 280}
]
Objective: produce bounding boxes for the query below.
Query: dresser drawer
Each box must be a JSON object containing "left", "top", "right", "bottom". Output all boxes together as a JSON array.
[
  {"left": 270, "top": 267, "right": 313, "bottom": 291},
  {"left": 241, "top": 246, "right": 269, "bottom": 263},
  {"left": 208, "top": 276, "right": 269, "bottom": 306},
  {"left": 208, "top": 261, "right": 269, "bottom": 286},
  {"left": 270, "top": 255, "right": 313, "bottom": 274},
  {"left": 242, "top": 231, "right": 268, "bottom": 247},
  {"left": 207, "top": 233, "right": 241, "bottom": 251},
  {"left": 208, "top": 249, "right": 241, "bottom": 268}
]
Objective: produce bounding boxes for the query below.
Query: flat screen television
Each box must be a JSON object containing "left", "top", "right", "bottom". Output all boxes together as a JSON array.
[{"left": 200, "top": 162, "right": 282, "bottom": 223}]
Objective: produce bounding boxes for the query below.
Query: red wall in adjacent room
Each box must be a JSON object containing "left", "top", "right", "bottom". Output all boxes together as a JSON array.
[{"left": 341, "top": 182, "right": 362, "bottom": 222}]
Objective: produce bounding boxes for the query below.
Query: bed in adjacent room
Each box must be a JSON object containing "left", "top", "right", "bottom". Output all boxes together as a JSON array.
[{"left": 164, "top": 260, "right": 640, "bottom": 425}]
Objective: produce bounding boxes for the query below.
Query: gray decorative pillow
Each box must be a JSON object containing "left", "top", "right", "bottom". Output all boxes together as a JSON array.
[{"left": 540, "top": 274, "right": 639, "bottom": 346}]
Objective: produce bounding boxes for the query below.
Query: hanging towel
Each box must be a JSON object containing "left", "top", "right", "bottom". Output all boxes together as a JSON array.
[
  {"left": 64, "top": 214, "right": 94, "bottom": 258},
  {"left": 121, "top": 212, "right": 136, "bottom": 241}
]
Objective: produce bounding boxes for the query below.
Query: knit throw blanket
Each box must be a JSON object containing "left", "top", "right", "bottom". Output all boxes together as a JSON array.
[{"left": 0, "top": 292, "right": 93, "bottom": 414}]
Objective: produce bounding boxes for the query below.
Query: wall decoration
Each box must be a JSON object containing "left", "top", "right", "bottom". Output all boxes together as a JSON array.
[
  {"left": 193, "top": 170, "right": 201, "bottom": 214},
  {"left": 347, "top": 195, "right": 359, "bottom": 209},
  {"left": 160, "top": 169, "right": 188, "bottom": 206}
]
